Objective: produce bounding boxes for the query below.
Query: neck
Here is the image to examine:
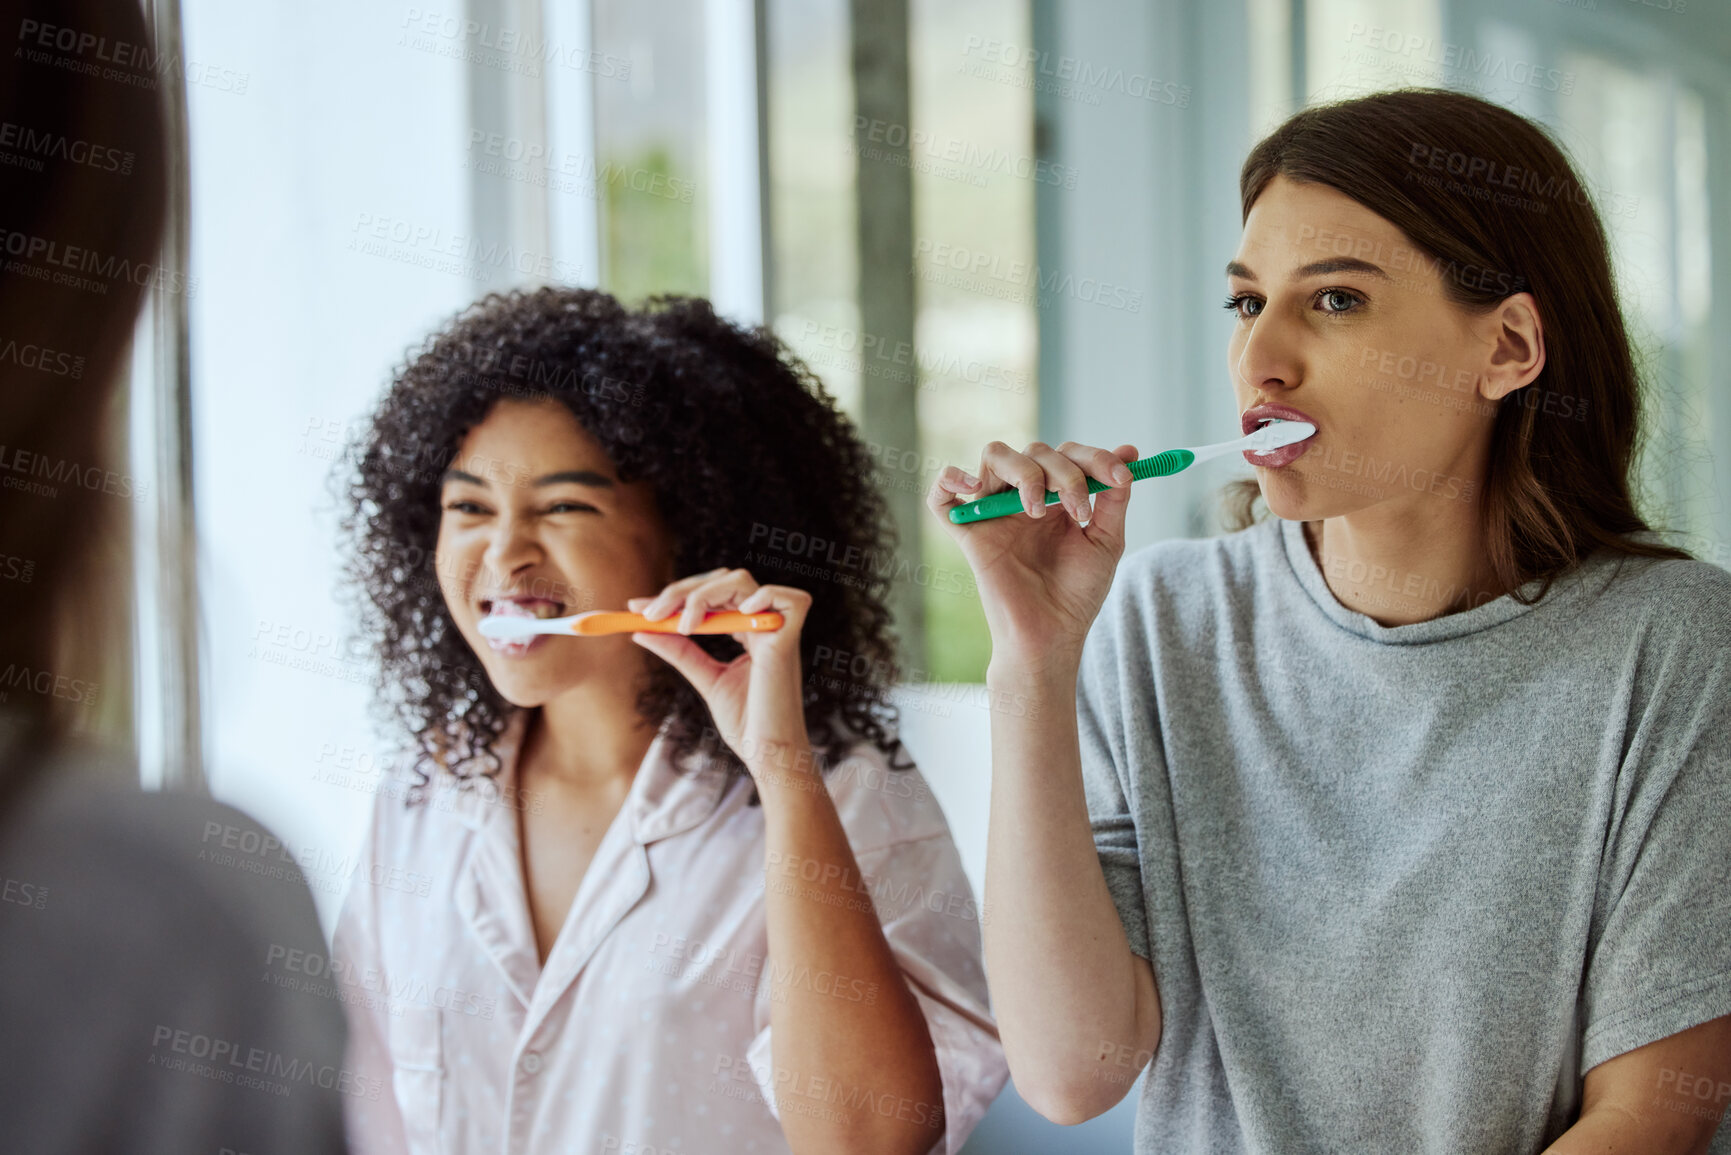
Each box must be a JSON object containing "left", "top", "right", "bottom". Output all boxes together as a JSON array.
[
  {"left": 521, "top": 649, "right": 661, "bottom": 790},
  {"left": 1305, "top": 496, "right": 1504, "bottom": 626}
]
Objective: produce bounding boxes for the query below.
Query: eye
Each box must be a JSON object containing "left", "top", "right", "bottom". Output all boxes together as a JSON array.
[
  {"left": 442, "top": 499, "right": 489, "bottom": 515},
  {"left": 1316, "top": 288, "right": 1363, "bottom": 314},
  {"left": 545, "top": 500, "right": 597, "bottom": 515},
  {"left": 1223, "top": 293, "right": 1263, "bottom": 319}
]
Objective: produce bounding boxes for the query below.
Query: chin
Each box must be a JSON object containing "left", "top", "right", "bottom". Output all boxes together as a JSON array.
[
  {"left": 1255, "top": 469, "right": 1359, "bottom": 522},
  {"left": 469, "top": 647, "right": 565, "bottom": 708},
  {"left": 485, "top": 651, "right": 618, "bottom": 709},
  {"left": 1255, "top": 471, "right": 1315, "bottom": 521},
  {"left": 488, "top": 676, "right": 571, "bottom": 711},
  {"left": 472, "top": 666, "right": 542, "bottom": 709}
]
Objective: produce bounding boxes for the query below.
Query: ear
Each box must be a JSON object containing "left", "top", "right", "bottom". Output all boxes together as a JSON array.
[{"left": 1476, "top": 292, "right": 1546, "bottom": 402}]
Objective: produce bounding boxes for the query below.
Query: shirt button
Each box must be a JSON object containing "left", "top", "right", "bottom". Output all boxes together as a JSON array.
[{"left": 521, "top": 1051, "right": 543, "bottom": 1075}]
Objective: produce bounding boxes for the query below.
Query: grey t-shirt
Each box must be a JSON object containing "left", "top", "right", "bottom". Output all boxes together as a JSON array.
[{"left": 1078, "top": 516, "right": 1731, "bottom": 1154}]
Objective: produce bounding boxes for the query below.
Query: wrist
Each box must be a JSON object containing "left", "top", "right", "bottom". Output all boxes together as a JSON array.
[
  {"left": 987, "top": 647, "right": 1082, "bottom": 688},
  {"left": 745, "top": 739, "right": 825, "bottom": 797}
]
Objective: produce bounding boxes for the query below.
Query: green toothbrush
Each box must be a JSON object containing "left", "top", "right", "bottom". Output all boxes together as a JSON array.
[{"left": 947, "top": 419, "right": 1317, "bottom": 524}]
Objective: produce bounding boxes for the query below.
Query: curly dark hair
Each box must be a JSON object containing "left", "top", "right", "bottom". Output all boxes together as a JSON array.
[{"left": 339, "top": 287, "right": 911, "bottom": 799}]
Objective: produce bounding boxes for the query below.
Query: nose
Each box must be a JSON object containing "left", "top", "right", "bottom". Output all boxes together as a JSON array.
[
  {"left": 482, "top": 510, "right": 542, "bottom": 583},
  {"left": 1231, "top": 302, "right": 1305, "bottom": 398}
]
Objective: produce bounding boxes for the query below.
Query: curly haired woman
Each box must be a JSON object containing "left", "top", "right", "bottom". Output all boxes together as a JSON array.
[{"left": 332, "top": 289, "right": 1008, "bottom": 1155}]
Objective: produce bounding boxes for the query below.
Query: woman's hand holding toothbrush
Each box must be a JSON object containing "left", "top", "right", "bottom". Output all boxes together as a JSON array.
[
  {"left": 928, "top": 440, "right": 1138, "bottom": 674},
  {"left": 627, "top": 571, "right": 948, "bottom": 1151},
  {"left": 624, "top": 568, "right": 812, "bottom": 784},
  {"left": 929, "top": 442, "right": 1165, "bottom": 1113}
]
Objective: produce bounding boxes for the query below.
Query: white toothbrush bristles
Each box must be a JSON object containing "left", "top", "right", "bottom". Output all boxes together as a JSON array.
[{"left": 477, "top": 616, "right": 547, "bottom": 640}]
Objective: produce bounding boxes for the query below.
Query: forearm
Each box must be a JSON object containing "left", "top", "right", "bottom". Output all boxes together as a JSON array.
[
  {"left": 1542, "top": 1103, "right": 1719, "bottom": 1155},
  {"left": 982, "top": 658, "right": 1160, "bottom": 1122},
  {"left": 1544, "top": 1014, "right": 1731, "bottom": 1155},
  {"left": 756, "top": 747, "right": 944, "bottom": 1155}
]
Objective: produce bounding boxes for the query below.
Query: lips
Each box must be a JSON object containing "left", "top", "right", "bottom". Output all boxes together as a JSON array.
[
  {"left": 478, "top": 595, "right": 566, "bottom": 656},
  {"left": 1240, "top": 402, "right": 1317, "bottom": 469}
]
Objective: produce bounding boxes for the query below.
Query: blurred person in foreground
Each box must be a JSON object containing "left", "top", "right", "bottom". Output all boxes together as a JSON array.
[{"left": 0, "top": 1, "right": 347, "bottom": 1151}]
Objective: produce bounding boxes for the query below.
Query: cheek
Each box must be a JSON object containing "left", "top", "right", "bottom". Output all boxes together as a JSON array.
[
  {"left": 1330, "top": 349, "right": 1476, "bottom": 468},
  {"left": 576, "top": 522, "right": 671, "bottom": 583},
  {"left": 433, "top": 525, "right": 480, "bottom": 608},
  {"left": 1313, "top": 328, "right": 1373, "bottom": 379},
  {"left": 537, "top": 540, "right": 623, "bottom": 608}
]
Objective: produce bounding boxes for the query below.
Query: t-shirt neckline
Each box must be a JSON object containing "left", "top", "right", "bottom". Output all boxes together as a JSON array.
[{"left": 1276, "top": 516, "right": 1579, "bottom": 645}]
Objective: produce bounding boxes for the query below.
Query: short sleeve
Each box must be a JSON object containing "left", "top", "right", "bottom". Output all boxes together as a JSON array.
[
  {"left": 863, "top": 833, "right": 1009, "bottom": 1154},
  {"left": 747, "top": 749, "right": 1009, "bottom": 1155},
  {"left": 1581, "top": 609, "right": 1731, "bottom": 1071},
  {"left": 743, "top": 962, "right": 778, "bottom": 1118},
  {"left": 1077, "top": 583, "right": 1154, "bottom": 961}
]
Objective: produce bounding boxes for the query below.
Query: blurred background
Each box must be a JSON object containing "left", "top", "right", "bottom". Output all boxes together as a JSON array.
[{"left": 74, "top": 0, "right": 1731, "bottom": 1149}]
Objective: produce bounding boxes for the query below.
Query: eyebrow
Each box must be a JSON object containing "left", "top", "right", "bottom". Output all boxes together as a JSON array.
[
  {"left": 532, "top": 470, "right": 614, "bottom": 489},
  {"left": 1226, "top": 257, "right": 1392, "bottom": 281},
  {"left": 438, "top": 468, "right": 616, "bottom": 488}
]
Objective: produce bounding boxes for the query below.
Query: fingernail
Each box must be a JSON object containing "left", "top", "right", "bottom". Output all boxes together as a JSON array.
[{"left": 1114, "top": 465, "right": 1132, "bottom": 485}]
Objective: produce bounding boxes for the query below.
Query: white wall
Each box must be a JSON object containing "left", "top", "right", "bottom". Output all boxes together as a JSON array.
[{"left": 181, "top": 0, "right": 475, "bottom": 926}]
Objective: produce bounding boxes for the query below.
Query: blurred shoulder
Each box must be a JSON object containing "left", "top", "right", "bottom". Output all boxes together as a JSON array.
[
  {"left": 0, "top": 739, "right": 347, "bottom": 1153},
  {"left": 3, "top": 742, "right": 328, "bottom": 952},
  {"left": 818, "top": 719, "right": 951, "bottom": 854}
]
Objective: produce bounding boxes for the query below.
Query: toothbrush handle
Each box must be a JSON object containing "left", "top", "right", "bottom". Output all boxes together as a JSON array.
[
  {"left": 948, "top": 449, "right": 1195, "bottom": 524},
  {"left": 620, "top": 610, "right": 785, "bottom": 635}
]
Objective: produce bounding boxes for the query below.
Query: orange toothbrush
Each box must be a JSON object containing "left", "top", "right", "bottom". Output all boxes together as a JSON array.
[{"left": 478, "top": 609, "right": 784, "bottom": 641}]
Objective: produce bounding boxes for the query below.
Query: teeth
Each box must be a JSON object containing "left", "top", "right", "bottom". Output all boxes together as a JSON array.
[{"left": 483, "top": 599, "right": 562, "bottom": 620}]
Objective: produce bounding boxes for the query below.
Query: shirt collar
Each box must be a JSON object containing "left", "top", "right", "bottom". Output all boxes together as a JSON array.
[{"left": 447, "top": 710, "right": 732, "bottom": 844}]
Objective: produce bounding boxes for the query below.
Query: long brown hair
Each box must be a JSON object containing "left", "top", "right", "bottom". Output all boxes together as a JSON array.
[
  {"left": 0, "top": 0, "right": 167, "bottom": 743},
  {"left": 1225, "top": 88, "right": 1689, "bottom": 599}
]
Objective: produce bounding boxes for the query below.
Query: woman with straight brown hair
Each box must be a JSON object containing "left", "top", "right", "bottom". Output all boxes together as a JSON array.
[
  {"left": 930, "top": 88, "right": 1731, "bottom": 1153},
  {"left": 0, "top": 0, "right": 346, "bottom": 1149}
]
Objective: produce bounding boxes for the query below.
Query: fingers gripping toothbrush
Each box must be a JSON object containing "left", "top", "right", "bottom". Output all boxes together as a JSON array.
[
  {"left": 478, "top": 609, "right": 785, "bottom": 642},
  {"left": 947, "top": 419, "right": 1317, "bottom": 525}
]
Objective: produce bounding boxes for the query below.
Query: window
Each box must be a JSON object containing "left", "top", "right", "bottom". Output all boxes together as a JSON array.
[{"left": 594, "top": 0, "right": 709, "bottom": 301}]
